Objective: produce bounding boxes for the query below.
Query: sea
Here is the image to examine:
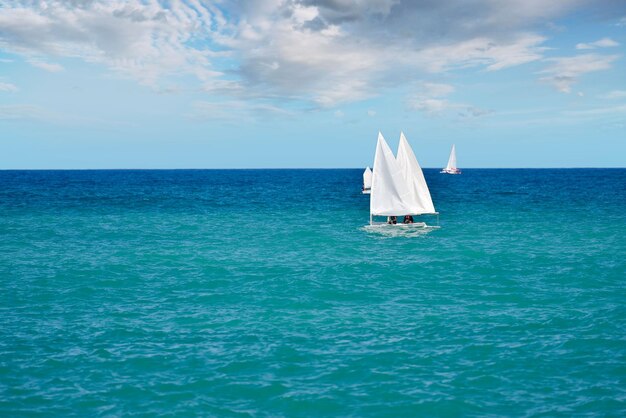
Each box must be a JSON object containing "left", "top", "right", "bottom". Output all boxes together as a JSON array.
[{"left": 1, "top": 168, "right": 625, "bottom": 416}]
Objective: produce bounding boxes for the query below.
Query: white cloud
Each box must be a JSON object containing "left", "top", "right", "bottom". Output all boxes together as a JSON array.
[
  {"left": 408, "top": 82, "right": 490, "bottom": 117},
  {"left": 0, "top": 82, "right": 18, "bottom": 92},
  {"left": 410, "top": 98, "right": 450, "bottom": 114},
  {"left": 413, "top": 35, "right": 547, "bottom": 73},
  {"left": 576, "top": 37, "right": 619, "bottom": 50},
  {"left": 0, "top": 1, "right": 222, "bottom": 85},
  {"left": 226, "top": 9, "right": 549, "bottom": 106},
  {"left": 0, "top": 104, "right": 47, "bottom": 120},
  {"left": 601, "top": 90, "right": 626, "bottom": 99},
  {"left": 189, "top": 100, "right": 295, "bottom": 122},
  {"left": 291, "top": 4, "right": 319, "bottom": 24},
  {"left": 367, "top": 110, "right": 376, "bottom": 117},
  {"left": 408, "top": 83, "right": 455, "bottom": 114},
  {"left": 423, "top": 83, "right": 455, "bottom": 97},
  {"left": 562, "top": 104, "right": 626, "bottom": 117},
  {"left": 539, "top": 54, "right": 619, "bottom": 93},
  {"left": 27, "top": 59, "right": 63, "bottom": 72},
  {"left": 488, "top": 103, "right": 626, "bottom": 128}
]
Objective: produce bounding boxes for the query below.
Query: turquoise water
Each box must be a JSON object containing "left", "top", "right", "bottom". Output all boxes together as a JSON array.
[{"left": 1, "top": 169, "right": 625, "bottom": 416}]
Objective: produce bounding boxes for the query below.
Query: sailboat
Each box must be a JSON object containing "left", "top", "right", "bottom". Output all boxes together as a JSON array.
[
  {"left": 369, "top": 132, "right": 439, "bottom": 227},
  {"left": 362, "top": 166, "right": 372, "bottom": 194},
  {"left": 441, "top": 144, "right": 461, "bottom": 174}
]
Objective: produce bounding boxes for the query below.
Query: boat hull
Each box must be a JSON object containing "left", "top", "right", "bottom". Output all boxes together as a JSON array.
[
  {"left": 440, "top": 169, "right": 462, "bottom": 174},
  {"left": 369, "top": 221, "right": 439, "bottom": 229}
]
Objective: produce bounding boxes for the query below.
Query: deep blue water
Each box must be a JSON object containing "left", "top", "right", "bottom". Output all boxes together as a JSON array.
[{"left": 1, "top": 169, "right": 625, "bottom": 416}]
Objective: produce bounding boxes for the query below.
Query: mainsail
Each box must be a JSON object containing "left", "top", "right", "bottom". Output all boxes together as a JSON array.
[
  {"left": 370, "top": 133, "right": 413, "bottom": 216},
  {"left": 445, "top": 144, "right": 457, "bottom": 171},
  {"left": 362, "top": 166, "right": 372, "bottom": 191},
  {"left": 396, "top": 132, "right": 436, "bottom": 214}
]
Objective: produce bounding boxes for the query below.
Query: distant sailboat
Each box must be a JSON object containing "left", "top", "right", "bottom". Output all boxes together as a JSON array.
[
  {"left": 441, "top": 144, "right": 461, "bottom": 174},
  {"left": 362, "top": 166, "right": 372, "bottom": 194},
  {"left": 369, "top": 132, "right": 439, "bottom": 227}
]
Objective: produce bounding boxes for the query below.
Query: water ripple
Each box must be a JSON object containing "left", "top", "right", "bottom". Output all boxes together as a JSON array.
[{"left": 1, "top": 169, "right": 625, "bottom": 416}]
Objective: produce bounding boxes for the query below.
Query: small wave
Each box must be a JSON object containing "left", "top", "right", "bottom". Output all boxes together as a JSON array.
[{"left": 494, "top": 191, "right": 529, "bottom": 196}]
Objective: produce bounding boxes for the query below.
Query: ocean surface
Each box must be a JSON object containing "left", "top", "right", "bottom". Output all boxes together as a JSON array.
[{"left": 1, "top": 168, "right": 625, "bottom": 416}]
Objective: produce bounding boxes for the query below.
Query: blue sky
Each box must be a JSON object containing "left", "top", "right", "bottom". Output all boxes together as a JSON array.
[{"left": 0, "top": 0, "right": 625, "bottom": 168}]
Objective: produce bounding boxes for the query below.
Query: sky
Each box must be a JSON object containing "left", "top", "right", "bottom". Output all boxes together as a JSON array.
[{"left": 0, "top": 0, "right": 625, "bottom": 169}]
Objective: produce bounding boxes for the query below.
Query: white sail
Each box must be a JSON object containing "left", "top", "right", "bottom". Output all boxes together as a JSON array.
[
  {"left": 445, "top": 144, "right": 457, "bottom": 171},
  {"left": 396, "top": 132, "right": 436, "bottom": 214},
  {"left": 370, "top": 133, "right": 413, "bottom": 216},
  {"left": 362, "top": 166, "right": 372, "bottom": 190}
]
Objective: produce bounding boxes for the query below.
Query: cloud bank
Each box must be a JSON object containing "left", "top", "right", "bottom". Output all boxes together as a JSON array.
[{"left": 0, "top": 0, "right": 623, "bottom": 107}]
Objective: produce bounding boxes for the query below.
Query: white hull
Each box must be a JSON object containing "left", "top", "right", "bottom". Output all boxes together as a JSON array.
[
  {"left": 370, "top": 222, "right": 441, "bottom": 229},
  {"left": 440, "top": 169, "right": 461, "bottom": 175},
  {"left": 369, "top": 221, "right": 439, "bottom": 229},
  {"left": 362, "top": 189, "right": 371, "bottom": 194},
  {"left": 369, "top": 212, "right": 440, "bottom": 228}
]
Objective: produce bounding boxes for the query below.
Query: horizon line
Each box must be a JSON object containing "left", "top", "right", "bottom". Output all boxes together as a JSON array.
[{"left": 1, "top": 167, "right": 625, "bottom": 171}]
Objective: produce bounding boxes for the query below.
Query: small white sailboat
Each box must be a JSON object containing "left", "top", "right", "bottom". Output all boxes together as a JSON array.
[
  {"left": 362, "top": 166, "right": 372, "bottom": 194},
  {"left": 369, "top": 132, "right": 439, "bottom": 227},
  {"left": 441, "top": 144, "right": 461, "bottom": 174}
]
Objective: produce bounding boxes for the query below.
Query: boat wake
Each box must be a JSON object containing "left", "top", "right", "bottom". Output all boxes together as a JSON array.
[{"left": 362, "top": 223, "right": 438, "bottom": 238}]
